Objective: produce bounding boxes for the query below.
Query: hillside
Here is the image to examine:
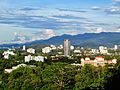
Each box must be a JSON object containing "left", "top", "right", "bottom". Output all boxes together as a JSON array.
[
  {"left": 1, "top": 32, "right": 120, "bottom": 48},
  {"left": 27, "top": 32, "right": 120, "bottom": 48}
]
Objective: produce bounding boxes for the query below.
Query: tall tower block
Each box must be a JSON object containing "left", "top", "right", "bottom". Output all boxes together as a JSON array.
[{"left": 64, "top": 39, "right": 70, "bottom": 57}]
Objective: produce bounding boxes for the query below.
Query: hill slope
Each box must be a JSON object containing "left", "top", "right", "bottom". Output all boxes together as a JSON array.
[
  {"left": 27, "top": 32, "right": 120, "bottom": 48},
  {"left": 1, "top": 32, "right": 120, "bottom": 48}
]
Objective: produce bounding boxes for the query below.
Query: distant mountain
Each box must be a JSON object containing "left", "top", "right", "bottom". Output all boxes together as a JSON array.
[
  {"left": 26, "top": 32, "right": 120, "bottom": 48},
  {"left": 1, "top": 32, "right": 120, "bottom": 49}
]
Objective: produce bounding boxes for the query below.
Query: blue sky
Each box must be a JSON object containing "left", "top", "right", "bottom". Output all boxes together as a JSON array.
[{"left": 0, "top": 0, "right": 120, "bottom": 44}]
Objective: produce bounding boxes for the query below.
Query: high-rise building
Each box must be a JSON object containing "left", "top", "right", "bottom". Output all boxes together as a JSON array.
[
  {"left": 22, "top": 45, "right": 26, "bottom": 51},
  {"left": 64, "top": 39, "right": 70, "bottom": 57},
  {"left": 114, "top": 45, "right": 120, "bottom": 50}
]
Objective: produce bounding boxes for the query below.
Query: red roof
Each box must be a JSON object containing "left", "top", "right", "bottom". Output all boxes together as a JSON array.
[
  {"left": 83, "top": 60, "right": 94, "bottom": 64},
  {"left": 108, "top": 60, "right": 114, "bottom": 64},
  {"left": 97, "top": 60, "right": 104, "bottom": 62},
  {"left": 96, "top": 56, "right": 103, "bottom": 58}
]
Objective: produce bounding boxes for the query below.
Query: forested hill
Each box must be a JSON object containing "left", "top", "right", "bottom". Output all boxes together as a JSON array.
[
  {"left": 27, "top": 32, "right": 120, "bottom": 48},
  {"left": 1, "top": 32, "right": 120, "bottom": 48}
]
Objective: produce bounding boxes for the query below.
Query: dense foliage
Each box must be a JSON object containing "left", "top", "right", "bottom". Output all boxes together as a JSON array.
[
  {"left": 0, "top": 59, "right": 120, "bottom": 90},
  {"left": 0, "top": 49, "right": 120, "bottom": 90}
]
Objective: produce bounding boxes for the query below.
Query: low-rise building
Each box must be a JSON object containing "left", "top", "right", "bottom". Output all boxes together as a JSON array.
[
  {"left": 25, "top": 55, "right": 44, "bottom": 62},
  {"left": 3, "top": 50, "right": 15, "bottom": 59},
  {"left": 27, "top": 48, "right": 35, "bottom": 54},
  {"left": 99, "top": 46, "right": 108, "bottom": 54},
  {"left": 4, "top": 64, "right": 36, "bottom": 73},
  {"left": 25, "top": 55, "right": 34, "bottom": 62},
  {"left": 42, "top": 47, "right": 51, "bottom": 54},
  {"left": 5, "top": 64, "right": 27, "bottom": 73},
  {"left": 91, "top": 49, "right": 99, "bottom": 54},
  {"left": 74, "top": 50, "right": 81, "bottom": 53},
  {"left": 107, "top": 59, "right": 117, "bottom": 64},
  {"left": 81, "top": 56, "right": 117, "bottom": 67},
  {"left": 34, "top": 56, "right": 44, "bottom": 62},
  {"left": 50, "top": 45, "right": 57, "bottom": 50},
  {"left": 57, "top": 45, "right": 63, "bottom": 49}
]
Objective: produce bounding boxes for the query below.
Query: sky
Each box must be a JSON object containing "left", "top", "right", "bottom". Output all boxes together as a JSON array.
[{"left": 0, "top": 0, "right": 120, "bottom": 44}]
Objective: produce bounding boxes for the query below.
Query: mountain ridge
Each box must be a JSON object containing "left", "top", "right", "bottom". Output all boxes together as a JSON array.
[{"left": 1, "top": 32, "right": 120, "bottom": 48}]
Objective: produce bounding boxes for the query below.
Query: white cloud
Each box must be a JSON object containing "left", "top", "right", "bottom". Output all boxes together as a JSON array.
[
  {"left": 113, "top": 0, "right": 120, "bottom": 2},
  {"left": 110, "top": 6, "right": 120, "bottom": 12},
  {"left": 96, "top": 27, "right": 105, "bottom": 33},
  {"left": 91, "top": 6, "right": 101, "bottom": 10},
  {"left": 45, "top": 29, "right": 55, "bottom": 37},
  {"left": 115, "top": 28, "right": 120, "bottom": 32}
]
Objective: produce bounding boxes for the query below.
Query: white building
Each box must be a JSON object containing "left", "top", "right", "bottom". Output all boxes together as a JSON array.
[
  {"left": 22, "top": 45, "right": 26, "bottom": 50},
  {"left": 3, "top": 50, "right": 15, "bottom": 56},
  {"left": 25, "top": 55, "right": 33, "bottom": 62},
  {"left": 34, "top": 56, "right": 44, "bottom": 62},
  {"left": 4, "top": 64, "right": 36, "bottom": 73},
  {"left": 74, "top": 50, "right": 81, "bottom": 53},
  {"left": 25, "top": 55, "right": 44, "bottom": 62},
  {"left": 70, "top": 46, "right": 74, "bottom": 50},
  {"left": 57, "top": 45, "right": 63, "bottom": 49},
  {"left": 5, "top": 64, "right": 27, "bottom": 73},
  {"left": 91, "top": 49, "right": 99, "bottom": 54},
  {"left": 114, "top": 45, "right": 120, "bottom": 50},
  {"left": 50, "top": 45, "right": 57, "bottom": 50},
  {"left": 3, "top": 50, "right": 15, "bottom": 59},
  {"left": 42, "top": 47, "right": 51, "bottom": 54},
  {"left": 27, "top": 48, "right": 35, "bottom": 54},
  {"left": 99, "top": 46, "right": 108, "bottom": 54}
]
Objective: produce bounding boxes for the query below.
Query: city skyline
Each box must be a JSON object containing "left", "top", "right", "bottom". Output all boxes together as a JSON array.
[{"left": 0, "top": 0, "right": 120, "bottom": 44}]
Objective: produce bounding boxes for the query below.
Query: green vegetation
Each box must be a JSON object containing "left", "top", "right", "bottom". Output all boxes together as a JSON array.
[
  {"left": 0, "top": 59, "right": 120, "bottom": 90},
  {"left": 0, "top": 48, "right": 120, "bottom": 90}
]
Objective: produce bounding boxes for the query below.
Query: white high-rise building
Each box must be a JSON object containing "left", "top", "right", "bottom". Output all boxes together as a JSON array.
[
  {"left": 22, "top": 45, "right": 26, "bottom": 51},
  {"left": 114, "top": 45, "right": 120, "bottom": 50},
  {"left": 64, "top": 39, "right": 70, "bottom": 57}
]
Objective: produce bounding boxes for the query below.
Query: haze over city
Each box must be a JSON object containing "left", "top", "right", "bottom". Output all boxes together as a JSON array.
[{"left": 0, "top": 0, "right": 120, "bottom": 44}]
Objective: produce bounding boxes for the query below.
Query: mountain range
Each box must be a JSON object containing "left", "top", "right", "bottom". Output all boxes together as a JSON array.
[{"left": 1, "top": 32, "right": 120, "bottom": 48}]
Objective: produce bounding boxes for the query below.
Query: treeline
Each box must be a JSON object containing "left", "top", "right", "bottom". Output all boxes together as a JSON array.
[{"left": 0, "top": 59, "right": 120, "bottom": 90}]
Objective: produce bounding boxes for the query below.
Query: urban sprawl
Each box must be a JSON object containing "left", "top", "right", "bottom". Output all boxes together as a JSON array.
[{"left": 1, "top": 39, "right": 120, "bottom": 73}]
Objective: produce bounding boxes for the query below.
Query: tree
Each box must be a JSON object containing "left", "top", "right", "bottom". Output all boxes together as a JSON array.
[
  {"left": 41, "top": 63, "right": 76, "bottom": 90},
  {"left": 6, "top": 67, "right": 43, "bottom": 90},
  {"left": 74, "top": 64, "right": 109, "bottom": 90}
]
